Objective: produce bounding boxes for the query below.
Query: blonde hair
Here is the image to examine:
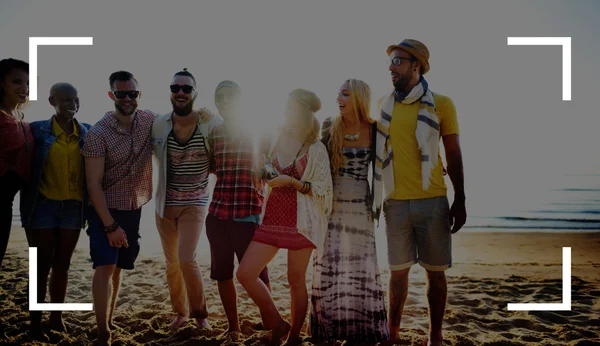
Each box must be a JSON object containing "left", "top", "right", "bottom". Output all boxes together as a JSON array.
[
  {"left": 326, "top": 79, "right": 373, "bottom": 174},
  {"left": 287, "top": 88, "right": 321, "bottom": 145}
]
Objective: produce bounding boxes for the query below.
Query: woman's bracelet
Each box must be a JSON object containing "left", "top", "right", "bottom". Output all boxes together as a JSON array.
[
  {"left": 289, "top": 177, "right": 311, "bottom": 194},
  {"left": 299, "top": 181, "right": 311, "bottom": 194}
]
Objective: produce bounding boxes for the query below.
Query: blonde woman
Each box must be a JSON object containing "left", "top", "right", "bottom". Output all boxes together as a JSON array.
[
  {"left": 237, "top": 89, "right": 333, "bottom": 345},
  {"left": 310, "top": 79, "right": 390, "bottom": 344}
]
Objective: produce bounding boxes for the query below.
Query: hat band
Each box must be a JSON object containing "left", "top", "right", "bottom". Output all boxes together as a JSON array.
[{"left": 399, "top": 41, "right": 417, "bottom": 50}]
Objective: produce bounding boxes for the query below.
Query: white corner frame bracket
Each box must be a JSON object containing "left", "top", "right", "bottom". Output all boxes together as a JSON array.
[
  {"left": 507, "top": 247, "right": 571, "bottom": 311},
  {"left": 29, "top": 247, "right": 93, "bottom": 311},
  {"left": 507, "top": 37, "right": 571, "bottom": 101},
  {"left": 28, "top": 37, "right": 94, "bottom": 101}
]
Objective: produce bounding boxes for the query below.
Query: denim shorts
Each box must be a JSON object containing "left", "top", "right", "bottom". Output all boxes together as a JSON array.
[
  {"left": 28, "top": 196, "right": 83, "bottom": 230},
  {"left": 86, "top": 206, "right": 142, "bottom": 270}
]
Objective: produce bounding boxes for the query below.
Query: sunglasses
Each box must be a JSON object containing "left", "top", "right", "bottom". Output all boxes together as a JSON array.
[
  {"left": 111, "top": 90, "right": 140, "bottom": 99},
  {"left": 170, "top": 84, "right": 194, "bottom": 94},
  {"left": 389, "top": 57, "right": 416, "bottom": 66}
]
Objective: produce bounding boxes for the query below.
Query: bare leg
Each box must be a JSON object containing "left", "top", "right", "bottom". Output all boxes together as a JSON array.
[
  {"left": 48, "top": 228, "right": 81, "bottom": 331},
  {"left": 388, "top": 268, "right": 410, "bottom": 342},
  {"left": 218, "top": 280, "right": 241, "bottom": 333},
  {"left": 426, "top": 270, "right": 447, "bottom": 346},
  {"left": 25, "top": 228, "right": 55, "bottom": 340},
  {"left": 285, "top": 247, "right": 313, "bottom": 345},
  {"left": 236, "top": 241, "right": 289, "bottom": 343},
  {"left": 92, "top": 265, "right": 116, "bottom": 344},
  {"left": 108, "top": 268, "right": 122, "bottom": 331}
]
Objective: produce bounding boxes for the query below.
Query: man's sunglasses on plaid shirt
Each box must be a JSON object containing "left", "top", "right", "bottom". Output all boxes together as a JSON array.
[{"left": 111, "top": 90, "right": 140, "bottom": 99}]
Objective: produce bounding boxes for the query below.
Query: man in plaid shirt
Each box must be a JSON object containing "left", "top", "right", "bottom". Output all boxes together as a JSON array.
[
  {"left": 81, "top": 71, "right": 155, "bottom": 345},
  {"left": 206, "top": 81, "right": 270, "bottom": 339}
]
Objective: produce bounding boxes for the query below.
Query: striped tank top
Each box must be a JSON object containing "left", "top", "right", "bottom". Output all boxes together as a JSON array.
[{"left": 165, "top": 128, "right": 210, "bottom": 206}]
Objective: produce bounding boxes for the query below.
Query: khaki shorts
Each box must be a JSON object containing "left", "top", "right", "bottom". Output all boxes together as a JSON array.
[{"left": 383, "top": 196, "right": 452, "bottom": 272}]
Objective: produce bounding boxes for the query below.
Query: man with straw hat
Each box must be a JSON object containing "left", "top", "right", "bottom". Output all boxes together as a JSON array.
[{"left": 372, "top": 39, "right": 467, "bottom": 346}]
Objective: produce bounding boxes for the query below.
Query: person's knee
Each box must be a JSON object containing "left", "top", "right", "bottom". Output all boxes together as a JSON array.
[
  {"left": 235, "top": 269, "right": 251, "bottom": 286},
  {"left": 390, "top": 268, "right": 410, "bottom": 280},
  {"left": 165, "top": 260, "right": 180, "bottom": 272},
  {"left": 94, "top": 264, "right": 116, "bottom": 281},
  {"left": 179, "top": 258, "right": 199, "bottom": 272},
  {"left": 426, "top": 270, "right": 447, "bottom": 288},
  {"left": 287, "top": 270, "right": 305, "bottom": 289},
  {"left": 53, "top": 253, "right": 76, "bottom": 272},
  {"left": 51, "top": 263, "right": 70, "bottom": 277},
  {"left": 235, "top": 267, "right": 254, "bottom": 287}
]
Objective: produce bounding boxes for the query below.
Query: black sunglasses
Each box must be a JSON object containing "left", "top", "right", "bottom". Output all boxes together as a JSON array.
[
  {"left": 170, "top": 84, "right": 194, "bottom": 94},
  {"left": 111, "top": 90, "right": 139, "bottom": 99}
]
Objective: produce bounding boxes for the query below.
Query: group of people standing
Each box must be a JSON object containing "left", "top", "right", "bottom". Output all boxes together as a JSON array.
[{"left": 0, "top": 38, "right": 466, "bottom": 346}]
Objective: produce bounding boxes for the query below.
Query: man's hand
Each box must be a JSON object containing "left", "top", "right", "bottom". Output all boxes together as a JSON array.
[
  {"left": 442, "top": 134, "right": 466, "bottom": 234},
  {"left": 107, "top": 228, "right": 129, "bottom": 248},
  {"left": 449, "top": 198, "right": 466, "bottom": 234}
]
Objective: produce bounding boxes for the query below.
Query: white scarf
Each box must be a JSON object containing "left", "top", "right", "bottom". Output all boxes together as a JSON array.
[{"left": 372, "top": 78, "right": 439, "bottom": 221}]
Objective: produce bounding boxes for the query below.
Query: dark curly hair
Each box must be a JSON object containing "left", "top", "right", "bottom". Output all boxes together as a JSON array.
[{"left": 0, "top": 58, "right": 29, "bottom": 109}]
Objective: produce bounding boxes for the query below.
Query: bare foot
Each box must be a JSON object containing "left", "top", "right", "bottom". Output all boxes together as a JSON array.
[
  {"left": 170, "top": 315, "right": 188, "bottom": 331},
  {"left": 283, "top": 336, "right": 302, "bottom": 346},
  {"left": 427, "top": 339, "right": 443, "bottom": 346},
  {"left": 426, "top": 332, "right": 443, "bottom": 346},
  {"left": 48, "top": 318, "right": 67, "bottom": 332},
  {"left": 218, "top": 330, "right": 243, "bottom": 342},
  {"left": 196, "top": 318, "right": 211, "bottom": 330},
  {"left": 381, "top": 337, "right": 400, "bottom": 346},
  {"left": 29, "top": 329, "right": 50, "bottom": 343},
  {"left": 108, "top": 321, "right": 123, "bottom": 332},
  {"left": 30, "top": 314, "right": 49, "bottom": 342},
  {"left": 271, "top": 320, "right": 291, "bottom": 344},
  {"left": 95, "top": 330, "right": 111, "bottom": 346}
]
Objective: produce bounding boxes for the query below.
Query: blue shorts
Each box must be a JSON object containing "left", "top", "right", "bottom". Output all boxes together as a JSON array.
[
  {"left": 86, "top": 207, "right": 142, "bottom": 270},
  {"left": 28, "top": 196, "right": 83, "bottom": 230}
]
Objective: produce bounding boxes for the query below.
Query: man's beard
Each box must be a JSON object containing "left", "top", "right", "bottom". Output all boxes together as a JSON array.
[
  {"left": 115, "top": 102, "right": 137, "bottom": 116},
  {"left": 171, "top": 97, "right": 195, "bottom": 117},
  {"left": 393, "top": 70, "right": 414, "bottom": 93}
]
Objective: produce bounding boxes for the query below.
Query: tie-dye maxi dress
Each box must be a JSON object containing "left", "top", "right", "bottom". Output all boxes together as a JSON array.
[{"left": 310, "top": 147, "right": 390, "bottom": 343}]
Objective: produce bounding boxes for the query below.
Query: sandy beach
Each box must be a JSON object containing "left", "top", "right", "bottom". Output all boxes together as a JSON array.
[{"left": 1, "top": 227, "right": 599, "bottom": 346}]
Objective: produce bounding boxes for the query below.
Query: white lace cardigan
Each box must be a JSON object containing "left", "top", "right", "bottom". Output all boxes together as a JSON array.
[{"left": 260, "top": 139, "right": 333, "bottom": 253}]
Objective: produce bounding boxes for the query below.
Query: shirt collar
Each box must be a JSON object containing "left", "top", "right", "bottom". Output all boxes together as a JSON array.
[
  {"left": 52, "top": 116, "right": 79, "bottom": 137},
  {"left": 106, "top": 110, "right": 138, "bottom": 133}
]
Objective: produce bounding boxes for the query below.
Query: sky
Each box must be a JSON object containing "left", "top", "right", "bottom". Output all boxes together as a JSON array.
[{"left": 1, "top": 0, "right": 599, "bottom": 219}]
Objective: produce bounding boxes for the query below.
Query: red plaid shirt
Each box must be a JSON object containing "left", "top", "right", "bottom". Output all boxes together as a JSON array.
[
  {"left": 81, "top": 110, "right": 155, "bottom": 210},
  {"left": 208, "top": 125, "right": 265, "bottom": 220}
]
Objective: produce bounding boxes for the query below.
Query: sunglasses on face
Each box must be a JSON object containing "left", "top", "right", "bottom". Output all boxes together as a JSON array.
[
  {"left": 389, "top": 57, "right": 416, "bottom": 66},
  {"left": 170, "top": 84, "right": 194, "bottom": 94},
  {"left": 111, "top": 90, "right": 140, "bottom": 99}
]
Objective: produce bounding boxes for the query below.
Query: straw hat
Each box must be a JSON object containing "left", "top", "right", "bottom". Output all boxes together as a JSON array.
[{"left": 386, "top": 39, "right": 430, "bottom": 75}]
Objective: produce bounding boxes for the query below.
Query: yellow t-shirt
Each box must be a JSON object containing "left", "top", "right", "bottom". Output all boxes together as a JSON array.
[
  {"left": 380, "top": 93, "right": 459, "bottom": 200},
  {"left": 38, "top": 118, "right": 83, "bottom": 201}
]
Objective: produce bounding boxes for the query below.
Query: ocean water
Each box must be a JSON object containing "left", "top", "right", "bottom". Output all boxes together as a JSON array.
[{"left": 10, "top": 172, "right": 600, "bottom": 262}]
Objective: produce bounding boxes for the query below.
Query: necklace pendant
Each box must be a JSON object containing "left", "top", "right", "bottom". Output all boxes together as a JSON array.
[{"left": 344, "top": 132, "right": 360, "bottom": 141}]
